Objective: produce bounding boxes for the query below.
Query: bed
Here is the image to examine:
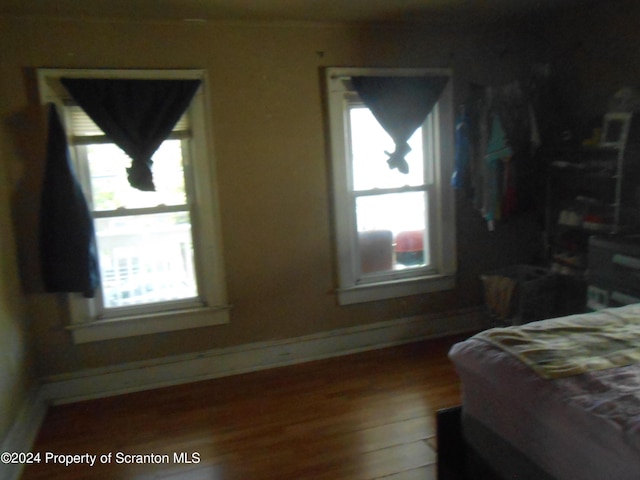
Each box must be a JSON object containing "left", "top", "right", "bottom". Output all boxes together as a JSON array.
[{"left": 447, "top": 303, "right": 640, "bottom": 480}]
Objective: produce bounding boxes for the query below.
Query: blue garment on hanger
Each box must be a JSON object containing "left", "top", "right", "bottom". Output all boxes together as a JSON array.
[
  {"left": 451, "top": 109, "right": 470, "bottom": 190},
  {"left": 40, "top": 104, "right": 100, "bottom": 296}
]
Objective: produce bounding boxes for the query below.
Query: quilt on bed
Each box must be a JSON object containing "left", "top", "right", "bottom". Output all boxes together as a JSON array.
[{"left": 473, "top": 305, "right": 640, "bottom": 379}]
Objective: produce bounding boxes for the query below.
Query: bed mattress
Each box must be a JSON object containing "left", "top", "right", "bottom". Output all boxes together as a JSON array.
[{"left": 449, "top": 307, "right": 640, "bottom": 480}]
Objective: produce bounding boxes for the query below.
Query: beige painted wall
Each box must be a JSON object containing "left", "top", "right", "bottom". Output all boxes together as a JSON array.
[
  {"left": 0, "top": 70, "right": 35, "bottom": 441},
  {"left": 1, "top": 15, "right": 546, "bottom": 378}
]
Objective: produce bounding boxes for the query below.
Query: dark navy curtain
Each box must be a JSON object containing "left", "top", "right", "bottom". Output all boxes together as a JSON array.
[
  {"left": 351, "top": 75, "right": 448, "bottom": 173},
  {"left": 60, "top": 78, "right": 201, "bottom": 191},
  {"left": 40, "top": 103, "right": 99, "bottom": 297}
]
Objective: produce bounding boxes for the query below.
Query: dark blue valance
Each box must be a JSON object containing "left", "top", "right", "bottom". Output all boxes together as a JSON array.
[
  {"left": 352, "top": 75, "right": 448, "bottom": 173},
  {"left": 60, "top": 78, "right": 201, "bottom": 191}
]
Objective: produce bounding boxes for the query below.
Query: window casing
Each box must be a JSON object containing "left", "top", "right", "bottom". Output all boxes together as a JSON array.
[
  {"left": 38, "top": 69, "right": 229, "bottom": 343},
  {"left": 326, "top": 68, "right": 456, "bottom": 305}
]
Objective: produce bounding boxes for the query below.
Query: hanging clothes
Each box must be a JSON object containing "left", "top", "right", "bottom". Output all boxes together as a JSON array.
[
  {"left": 451, "top": 106, "right": 470, "bottom": 191},
  {"left": 465, "top": 84, "right": 491, "bottom": 214},
  {"left": 460, "top": 76, "right": 545, "bottom": 229},
  {"left": 39, "top": 104, "right": 100, "bottom": 296},
  {"left": 484, "top": 114, "right": 513, "bottom": 230},
  {"left": 502, "top": 157, "right": 517, "bottom": 219}
]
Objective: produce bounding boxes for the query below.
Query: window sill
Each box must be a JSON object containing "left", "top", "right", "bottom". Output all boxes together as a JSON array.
[
  {"left": 67, "top": 305, "right": 231, "bottom": 344},
  {"left": 337, "top": 274, "right": 455, "bottom": 305}
]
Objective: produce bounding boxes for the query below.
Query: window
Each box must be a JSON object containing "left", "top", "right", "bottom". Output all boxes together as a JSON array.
[
  {"left": 38, "top": 69, "right": 229, "bottom": 343},
  {"left": 326, "top": 68, "right": 456, "bottom": 305}
]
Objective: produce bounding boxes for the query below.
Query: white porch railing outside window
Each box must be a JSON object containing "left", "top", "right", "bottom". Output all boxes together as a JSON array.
[{"left": 96, "top": 221, "right": 197, "bottom": 307}]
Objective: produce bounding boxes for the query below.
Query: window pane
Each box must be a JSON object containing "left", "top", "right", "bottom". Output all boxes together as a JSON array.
[
  {"left": 356, "top": 192, "right": 429, "bottom": 274},
  {"left": 349, "top": 107, "right": 424, "bottom": 191},
  {"left": 86, "top": 140, "right": 187, "bottom": 211},
  {"left": 95, "top": 212, "right": 198, "bottom": 308}
]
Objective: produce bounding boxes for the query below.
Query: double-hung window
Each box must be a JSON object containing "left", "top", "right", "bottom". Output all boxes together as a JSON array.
[
  {"left": 326, "top": 68, "right": 456, "bottom": 305},
  {"left": 38, "top": 69, "right": 229, "bottom": 343}
]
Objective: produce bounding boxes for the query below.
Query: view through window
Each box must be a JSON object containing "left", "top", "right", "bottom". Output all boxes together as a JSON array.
[
  {"left": 326, "top": 67, "right": 456, "bottom": 305},
  {"left": 38, "top": 69, "right": 230, "bottom": 343},
  {"left": 69, "top": 107, "right": 199, "bottom": 311},
  {"left": 349, "top": 105, "right": 431, "bottom": 277}
]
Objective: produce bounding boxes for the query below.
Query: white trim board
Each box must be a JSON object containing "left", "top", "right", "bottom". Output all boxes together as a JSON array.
[
  {"left": 41, "top": 307, "right": 486, "bottom": 405},
  {"left": 0, "top": 386, "right": 48, "bottom": 480}
]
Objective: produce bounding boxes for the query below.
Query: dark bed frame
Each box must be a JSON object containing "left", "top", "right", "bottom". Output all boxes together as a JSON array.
[
  {"left": 436, "top": 406, "right": 556, "bottom": 480},
  {"left": 437, "top": 406, "right": 497, "bottom": 480}
]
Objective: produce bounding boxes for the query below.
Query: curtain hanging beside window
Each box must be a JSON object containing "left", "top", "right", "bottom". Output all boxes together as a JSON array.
[
  {"left": 351, "top": 75, "right": 449, "bottom": 173},
  {"left": 40, "top": 103, "right": 100, "bottom": 297},
  {"left": 60, "top": 78, "right": 201, "bottom": 191}
]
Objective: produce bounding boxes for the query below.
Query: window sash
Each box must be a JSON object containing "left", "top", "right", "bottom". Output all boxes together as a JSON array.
[
  {"left": 326, "top": 67, "right": 456, "bottom": 305},
  {"left": 351, "top": 189, "right": 435, "bottom": 285},
  {"left": 92, "top": 204, "right": 190, "bottom": 219},
  {"left": 72, "top": 141, "right": 193, "bottom": 211},
  {"left": 70, "top": 125, "right": 202, "bottom": 316},
  {"left": 37, "top": 68, "right": 229, "bottom": 343},
  {"left": 346, "top": 101, "right": 436, "bottom": 283},
  {"left": 347, "top": 102, "right": 428, "bottom": 191},
  {"left": 71, "top": 130, "right": 191, "bottom": 146}
]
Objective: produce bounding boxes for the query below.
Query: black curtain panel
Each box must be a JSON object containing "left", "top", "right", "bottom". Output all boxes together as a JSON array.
[
  {"left": 60, "top": 78, "right": 201, "bottom": 191},
  {"left": 351, "top": 75, "right": 449, "bottom": 173},
  {"left": 40, "top": 103, "right": 100, "bottom": 297}
]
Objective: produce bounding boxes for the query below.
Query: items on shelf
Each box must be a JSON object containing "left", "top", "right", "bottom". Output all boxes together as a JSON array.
[
  {"left": 544, "top": 111, "right": 640, "bottom": 284},
  {"left": 556, "top": 196, "right": 614, "bottom": 232},
  {"left": 587, "top": 235, "right": 640, "bottom": 310}
]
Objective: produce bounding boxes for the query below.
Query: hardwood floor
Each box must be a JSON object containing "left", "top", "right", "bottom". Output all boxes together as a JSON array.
[{"left": 21, "top": 335, "right": 466, "bottom": 480}]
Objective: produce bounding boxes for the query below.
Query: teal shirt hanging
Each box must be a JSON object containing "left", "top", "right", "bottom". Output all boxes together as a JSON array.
[{"left": 484, "top": 115, "right": 513, "bottom": 225}]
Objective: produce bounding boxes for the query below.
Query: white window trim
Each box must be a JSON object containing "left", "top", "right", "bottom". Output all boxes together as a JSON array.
[
  {"left": 326, "top": 67, "right": 457, "bottom": 305},
  {"left": 38, "top": 68, "right": 230, "bottom": 343}
]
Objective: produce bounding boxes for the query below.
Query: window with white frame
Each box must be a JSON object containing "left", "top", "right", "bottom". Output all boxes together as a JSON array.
[
  {"left": 326, "top": 68, "right": 457, "bottom": 305},
  {"left": 38, "top": 69, "right": 229, "bottom": 343}
]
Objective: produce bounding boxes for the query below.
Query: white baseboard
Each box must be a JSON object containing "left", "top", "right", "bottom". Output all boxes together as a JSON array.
[
  {"left": 0, "top": 386, "right": 48, "bottom": 480},
  {"left": 41, "top": 306, "right": 486, "bottom": 405}
]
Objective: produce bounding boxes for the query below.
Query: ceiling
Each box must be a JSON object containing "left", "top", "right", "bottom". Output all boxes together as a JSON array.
[{"left": 0, "top": 0, "right": 598, "bottom": 24}]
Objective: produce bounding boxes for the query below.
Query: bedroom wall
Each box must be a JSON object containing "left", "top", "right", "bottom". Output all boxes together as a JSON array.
[
  {"left": 0, "top": 75, "right": 35, "bottom": 444},
  {"left": 0, "top": 14, "right": 546, "bottom": 378},
  {"left": 534, "top": 0, "right": 640, "bottom": 133}
]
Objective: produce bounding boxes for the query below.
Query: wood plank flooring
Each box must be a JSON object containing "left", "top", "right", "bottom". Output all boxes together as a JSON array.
[{"left": 21, "top": 335, "right": 466, "bottom": 480}]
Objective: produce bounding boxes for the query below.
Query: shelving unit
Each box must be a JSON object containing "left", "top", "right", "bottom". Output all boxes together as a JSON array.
[
  {"left": 543, "top": 112, "right": 640, "bottom": 312},
  {"left": 587, "top": 235, "right": 640, "bottom": 310}
]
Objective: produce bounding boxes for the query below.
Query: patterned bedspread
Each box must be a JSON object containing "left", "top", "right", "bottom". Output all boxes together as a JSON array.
[{"left": 473, "top": 305, "right": 640, "bottom": 379}]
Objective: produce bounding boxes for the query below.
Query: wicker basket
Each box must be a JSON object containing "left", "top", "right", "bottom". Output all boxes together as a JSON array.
[{"left": 481, "top": 265, "right": 558, "bottom": 326}]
